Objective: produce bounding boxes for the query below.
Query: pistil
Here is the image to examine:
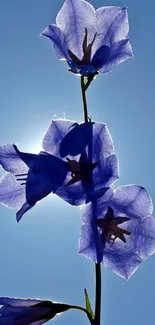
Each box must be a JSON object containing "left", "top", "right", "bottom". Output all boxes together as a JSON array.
[{"left": 68, "top": 28, "right": 97, "bottom": 66}]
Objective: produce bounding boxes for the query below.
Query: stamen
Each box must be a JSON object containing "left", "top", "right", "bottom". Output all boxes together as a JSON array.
[
  {"left": 15, "top": 173, "right": 28, "bottom": 186},
  {"left": 97, "top": 207, "right": 131, "bottom": 245},
  {"left": 66, "top": 155, "right": 98, "bottom": 186},
  {"left": 16, "top": 178, "right": 27, "bottom": 181},
  {"left": 15, "top": 173, "right": 27, "bottom": 177}
]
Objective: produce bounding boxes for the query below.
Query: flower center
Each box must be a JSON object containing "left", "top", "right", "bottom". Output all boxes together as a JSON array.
[
  {"left": 97, "top": 207, "right": 131, "bottom": 245},
  {"left": 68, "top": 28, "right": 97, "bottom": 66},
  {"left": 66, "top": 154, "right": 98, "bottom": 186}
]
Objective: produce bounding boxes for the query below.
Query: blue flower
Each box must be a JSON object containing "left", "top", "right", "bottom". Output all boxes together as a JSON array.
[
  {"left": 79, "top": 185, "right": 155, "bottom": 279},
  {"left": 41, "top": 0, "right": 133, "bottom": 76},
  {"left": 40, "top": 119, "right": 119, "bottom": 205},
  {"left": 0, "top": 120, "right": 118, "bottom": 220},
  {"left": 0, "top": 297, "right": 70, "bottom": 324}
]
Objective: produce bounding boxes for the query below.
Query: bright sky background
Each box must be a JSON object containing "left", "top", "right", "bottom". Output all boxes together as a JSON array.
[{"left": 0, "top": 0, "right": 155, "bottom": 324}]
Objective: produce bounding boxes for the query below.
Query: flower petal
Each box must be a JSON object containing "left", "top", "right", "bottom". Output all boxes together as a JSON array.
[
  {"left": 0, "top": 171, "right": 51, "bottom": 221},
  {"left": 42, "top": 119, "right": 75, "bottom": 156},
  {"left": 112, "top": 185, "right": 153, "bottom": 220},
  {"left": 0, "top": 173, "right": 26, "bottom": 210},
  {"left": 98, "top": 39, "right": 133, "bottom": 73},
  {"left": 41, "top": 24, "right": 69, "bottom": 60},
  {"left": 94, "top": 154, "right": 119, "bottom": 189},
  {"left": 79, "top": 223, "right": 103, "bottom": 263},
  {"left": 79, "top": 194, "right": 142, "bottom": 279},
  {"left": 91, "top": 45, "right": 110, "bottom": 70},
  {"left": 55, "top": 181, "right": 85, "bottom": 206},
  {"left": 42, "top": 119, "right": 90, "bottom": 157},
  {"left": 31, "top": 152, "right": 68, "bottom": 192},
  {"left": 0, "top": 297, "right": 43, "bottom": 307},
  {"left": 131, "top": 216, "right": 155, "bottom": 258},
  {"left": 0, "top": 298, "right": 71, "bottom": 325},
  {"left": 56, "top": 0, "right": 96, "bottom": 59},
  {"left": 0, "top": 144, "right": 36, "bottom": 174},
  {"left": 79, "top": 186, "right": 154, "bottom": 278},
  {"left": 103, "top": 246, "right": 142, "bottom": 279},
  {"left": 79, "top": 189, "right": 113, "bottom": 261},
  {"left": 95, "top": 7, "right": 129, "bottom": 50},
  {"left": 25, "top": 172, "right": 51, "bottom": 206},
  {"left": 16, "top": 202, "right": 33, "bottom": 222},
  {"left": 0, "top": 300, "right": 52, "bottom": 325},
  {"left": 43, "top": 119, "right": 114, "bottom": 158},
  {"left": 0, "top": 173, "right": 33, "bottom": 222},
  {"left": 42, "top": 120, "right": 117, "bottom": 205}
]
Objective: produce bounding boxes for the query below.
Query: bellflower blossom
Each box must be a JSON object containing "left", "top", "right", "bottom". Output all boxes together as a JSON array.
[
  {"left": 79, "top": 185, "right": 155, "bottom": 279},
  {"left": 41, "top": 119, "right": 119, "bottom": 205},
  {"left": 0, "top": 120, "right": 118, "bottom": 220},
  {"left": 41, "top": 0, "right": 133, "bottom": 76},
  {"left": 0, "top": 297, "right": 70, "bottom": 324}
]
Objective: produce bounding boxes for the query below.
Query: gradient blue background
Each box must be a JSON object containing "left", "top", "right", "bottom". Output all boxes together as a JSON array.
[{"left": 0, "top": 0, "right": 155, "bottom": 324}]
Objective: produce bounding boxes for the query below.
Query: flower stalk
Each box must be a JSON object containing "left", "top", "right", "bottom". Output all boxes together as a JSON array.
[
  {"left": 80, "top": 75, "right": 102, "bottom": 325},
  {"left": 95, "top": 263, "right": 101, "bottom": 325},
  {"left": 81, "top": 76, "right": 89, "bottom": 123},
  {"left": 69, "top": 304, "right": 94, "bottom": 325}
]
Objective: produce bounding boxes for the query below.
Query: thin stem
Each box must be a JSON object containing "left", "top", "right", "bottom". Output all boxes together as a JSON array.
[
  {"left": 69, "top": 304, "right": 94, "bottom": 325},
  {"left": 81, "top": 76, "right": 88, "bottom": 123},
  {"left": 85, "top": 72, "right": 99, "bottom": 91},
  {"left": 94, "top": 263, "right": 101, "bottom": 325}
]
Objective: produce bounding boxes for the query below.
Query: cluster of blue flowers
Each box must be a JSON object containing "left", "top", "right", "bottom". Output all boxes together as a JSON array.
[{"left": 0, "top": 0, "right": 154, "bottom": 324}]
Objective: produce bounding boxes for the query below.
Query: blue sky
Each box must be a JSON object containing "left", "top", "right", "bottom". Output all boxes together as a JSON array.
[{"left": 0, "top": 0, "right": 155, "bottom": 324}]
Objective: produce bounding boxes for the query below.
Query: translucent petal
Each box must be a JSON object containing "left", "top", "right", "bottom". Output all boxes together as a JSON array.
[
  {"left": 55, "top": 181, "right": 85, "bottom": 206},
  {"left": 79, "top": 223, "right": 103, "bottom": 263},
  {"left": 94, "top": 154, "right": 119, "bottom": 189},
  {"left": 42, "top": 119, "right": 118, "bottom": 205},
  {"left": 0, "top": 171, "right": 51, "bottom": 221},
  {"left": 130, "top": 216, "right": 155, "bottom": 258},
  {"left": 112, "top": 185, "right": 153, "bottom": 220},
  {"left": 95, "top": 7, "right": 129, "bottom": 50},
  {"left": 0, "top": 173, "right": 26, "bottom": 210},
  {"left": 103, "top": 247, "right": 142, "bottom": 279},
  {"left": 98, "top": 39, "right": 133, "bottom": 73},
  {"left": 79, "top": 185, "right": 154, "bottom": 278},
  {"left": 41, "top": 24, "right": 69, "bottom": 60},
  {"left": 79, "top": 189, "right": 113, "bottom": 261},
  {"left": 56, "top": 0, "right": 96, "bottom": 59},
  {"left": 0, "top": 144, "right": 36, "bottom": 174},
  {"left": 43, "top": 119, "right": 72, "bottom": 156},
  {"left": 43, "top": 119, "right": 114, "bottom": 158}
]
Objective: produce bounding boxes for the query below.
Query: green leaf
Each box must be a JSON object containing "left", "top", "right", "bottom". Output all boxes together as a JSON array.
[{"left": 84, "top": 288, "right": 95, "bottom": 318}]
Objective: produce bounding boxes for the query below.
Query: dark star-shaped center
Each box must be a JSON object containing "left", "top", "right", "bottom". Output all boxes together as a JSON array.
[
  {"left": 68, "top": 28, "right": 97, "bottom": 66},
  {"left": 97, "top": 206, "right": 131, "bottom": 245},
  {"left": 66, "top": 153, "right": 98, "bottom": 186}
]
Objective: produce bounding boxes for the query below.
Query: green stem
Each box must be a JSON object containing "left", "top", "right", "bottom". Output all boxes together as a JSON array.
[
  {"left": 69, "top": 304, "right": 94, "bottom": 325},
  {"left": 81, "top": 76, "right": 88, "bottom": 123},
  {"left": 94, "top": 263, "right": 101, "bottom": 325}
]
